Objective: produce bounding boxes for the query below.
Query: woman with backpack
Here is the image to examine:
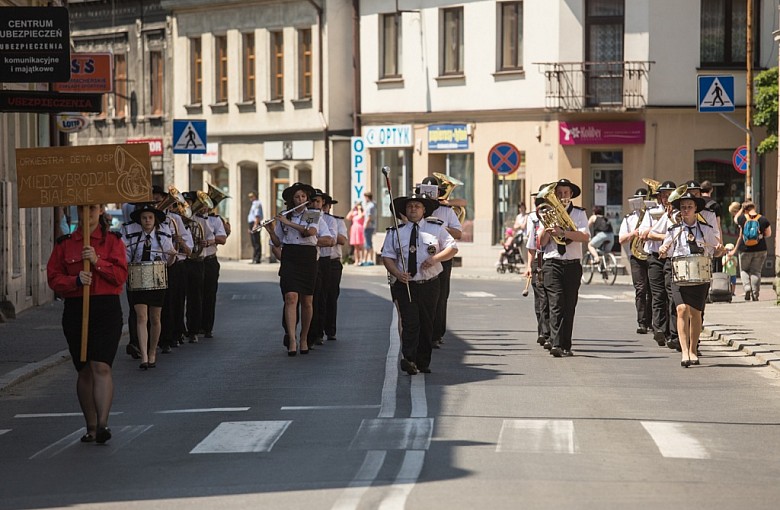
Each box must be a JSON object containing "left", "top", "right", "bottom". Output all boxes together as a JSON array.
[{"left": 729, "top": 201, "right": 772, "bottom": 301}]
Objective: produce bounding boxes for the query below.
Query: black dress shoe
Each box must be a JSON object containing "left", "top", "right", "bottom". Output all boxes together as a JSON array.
[
  {"left": 562, "top": 349, "right": 574, "bottom": 357},
  {"left": 636, "top": 325, "right": 648, "bottom": 334},
  {"left": 653, "top": 331, "right": 667, "bottom": 347},
  {"left": 418, "top": 367, "right": 431, "bottom": 374},
  {"left": 95, "top": 426, "right": 111, "bottom": 444},
  {"left": 666, "top": 339, "right": 681, "bottom": 351},
  {"left": 432, "top": 342, "right": 441, "bottom": 349},
  {"left": 327, "top": 336, "right": 337, "bottom": 341},
  {"left": 537, "top": 336, "right": 547, "bottom": 345},
  {"left": 204, "top": 331, "right": 213, "bottom": 339},
  {"left": 400, "top": 359, "right": 419, "bottom": 375},
  {"left": 543, "top": 341, "right": 552, "bottom": 351},
  {"left": 139, "top": 362, "right": 149, "bottom": 370},
  {"left": 161, "top": 345, "right": 172, "bottom": 354},
  {"left": 550, "top": 346, "right": 563, "bottom": 357},
  {"left": 314, "top": 337, "right": 325, "bottom": 346},
  {"left": 125, "top": 344, "right": 141, "bottom": 359}
]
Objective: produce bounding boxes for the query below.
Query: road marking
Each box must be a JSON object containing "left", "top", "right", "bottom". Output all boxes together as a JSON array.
[
  {"left": 578, "top": 294, "right": 612, "bottom": 300},
  {"left": 156, "top": 407, "right": 250, "bottom": 414},
  {"left": 0, "top": 429, "right": 10, "bottom": 436},
  {"left": 15, "top": 412, "right": 122, "bottom": 418},
  {"left": 378, "top": 450, "right": 426, "bottom": 510},
  {"left": 190, "top": 421, "right": 291, "bottom": 454},
  {"left": 331, "top": 450, "right": 387, "bottom": 510},
  {"left": 641, "top": 421, "right": 710, "bottom": 459},
  {"left": 461, "top": 291, "right": 495, "bottom": 298},
  {"left": 281, "top": 405, "right": 380, "bottom": 411},
  {"left": 350, "top": 418, "right": 433, "bottom": 450},
  {"left": 231, "top": 294, "right": 261, "bottom": 300},
  {"left": 410, "top": 375, "right": 427, "bottom": 418},
  {"left": 378, "top": 309, "right": 401, "bottom": 418},
  {"left": 29, "top": 425, "right": 151, "bottom": 459},
  {"left": 496, "top": 419, "right": 578, "bottom": 454}
]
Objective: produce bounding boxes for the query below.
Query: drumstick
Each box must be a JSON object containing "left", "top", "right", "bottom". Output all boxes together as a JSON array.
[{"left": 522, "top": 276, "right": 531, "bottom": 297}]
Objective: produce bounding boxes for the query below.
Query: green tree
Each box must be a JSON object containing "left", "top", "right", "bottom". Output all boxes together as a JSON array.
[{"left": 754, "top": 67, "right": 777, "bottom": 155}]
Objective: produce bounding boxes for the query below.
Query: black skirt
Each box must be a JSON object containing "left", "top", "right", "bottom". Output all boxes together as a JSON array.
[
  {"left": 62, "top": 295, "right": 123, "bottom": 371},
  {"left": 671, "top": 282, "right": 710, "bottom": 312},
  {"left": 280, "top": 244, "right": 317, "bottom": 295},
  {"left": 128, "top": 288, "right": 166, "bottom": 307}
]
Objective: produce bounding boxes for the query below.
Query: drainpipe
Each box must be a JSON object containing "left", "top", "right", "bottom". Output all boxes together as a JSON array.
[
  {"left": 306, "top": 0, "right": 329, "bottom": 193},
  {"left": 352, "top": 0, "right": 361, "bottom": 136}
]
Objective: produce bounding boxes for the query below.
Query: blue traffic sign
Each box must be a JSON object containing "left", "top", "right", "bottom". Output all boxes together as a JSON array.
[
  {"left": 487, "top": 142, "right": 521, "bottom": 176},
  {"left": 732, "top": 145, "right": 748, "bottom": 175},
  {"left": 173, "top": 119, "right": 207, "bottom": 154},
  {"left": 698, "top": 75, "right": 734, "bottom": 113}
]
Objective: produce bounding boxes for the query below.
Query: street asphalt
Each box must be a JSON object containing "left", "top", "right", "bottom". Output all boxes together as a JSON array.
[{"left": 2, "top": 258, "right": 778, "bottom": 392}]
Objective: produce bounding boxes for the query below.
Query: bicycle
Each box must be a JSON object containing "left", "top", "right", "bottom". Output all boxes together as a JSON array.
[{"left": 581, "top": 244, "right": 618, "bottom": 285}]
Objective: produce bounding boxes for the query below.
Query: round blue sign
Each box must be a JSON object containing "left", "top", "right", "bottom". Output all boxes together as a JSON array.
[
  {"left": 732, "top": 145, "right": 748, "bottom": 175},
  {"left": 488, "top": 142, "right": 520, "bottom": 176}
]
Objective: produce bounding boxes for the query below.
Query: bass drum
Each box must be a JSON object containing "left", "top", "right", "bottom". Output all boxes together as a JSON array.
[
  {"left": 671, "top": 254, "right": 712, "bottom": 286},
  {"left": 127, "top": 261, "right": 168, "bottom": 291}
]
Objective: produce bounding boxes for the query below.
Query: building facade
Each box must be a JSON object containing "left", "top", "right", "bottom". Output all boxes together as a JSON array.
[
  {"left": 163, "top": 0, "right": 355, "bottom": 260},
  {"left": 359, "top": 0, "right": 778, "bottom": 268}
]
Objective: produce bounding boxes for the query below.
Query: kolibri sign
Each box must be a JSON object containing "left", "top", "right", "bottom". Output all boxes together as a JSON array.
[{"left": 16, "top": 144, "right": 152, "bottom": 208}]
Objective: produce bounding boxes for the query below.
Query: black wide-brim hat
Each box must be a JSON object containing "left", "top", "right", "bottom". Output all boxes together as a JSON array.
[
  {"left": 657, "top": 180, "right": 677, "bottom": 192},
  {"left": 392, "top": 193, "right": 438, "bottom": 219},
  {"left": 130, "top": 202, "right": 167, "bottom": 225},
  {"left": 671, "top": 192, "right": 706, "bottom": 213},
  {"left": 554, "top": 178, "right": 581, "bottom": 199},
  {"left": 282, "top": 182, "right": 316, "bottom": 202},
  {"left": 684, "top": 179, "right": 702, "bottom": 190},
  {"left": 325, "top": 194, "right": 338, "bottom": 205},
  {"left": 632, "top": 188, "right": 650, "bottom": 198}
]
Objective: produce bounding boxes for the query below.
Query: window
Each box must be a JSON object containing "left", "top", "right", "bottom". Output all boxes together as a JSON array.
[
  {"left": 215, "top": 35, "right": 228, "bottom": 103},
  {"left": 190, "top": 37, "right": 202, "bottom": 104},
  {"left": 380, "top": 13, "right": 401, "bottom": 78},
  {"left": 243, "top": 32, "right": 255, "bottom": 101},
  {"left": 270, "top": 31, "right": 284, "bottom": 100},
  {"left": 114, "top": 53, "right": 127, "bottom": 117},
  {"left": 446, "top": 153, "right": 474, "bottom": 242},
  {"left": 149, "top": 50, "right": 163, "bottom": 115},
  {"left": 298, "top": 29, "right": 312, "bottom": 99},
  {"left": 499, "top": 2, "right": 523, "bottom": 71},
  {"left": 585, "top": 0, "right": 624, "bottom": 106},
  {"left": 441, "top": 7, "right": 464, "bottom": 75},
  {"left": 700, "top": 0, "right": 759, "bottom": 67}
]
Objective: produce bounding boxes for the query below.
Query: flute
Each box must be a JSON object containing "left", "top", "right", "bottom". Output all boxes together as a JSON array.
[{"left": 251, "top": 201, "right": 309, "bottom": 233}]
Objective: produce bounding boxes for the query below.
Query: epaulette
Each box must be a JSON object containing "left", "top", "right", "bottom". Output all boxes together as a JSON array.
[
  {"left": 56, "top": 234, "right": 71, "bottom": 244},
  {"left": 572, "top": 205, "right": 585, "bottom": 211},
  {"left": 438, "top": 203, "right": 452, "bottom": 208},
  {"left": 426, "top": 217, "right": 444, "bottom": 225},
  {"left": 209, "top": 213, "right": 219, "bottom": 217},
  {"left": 122, "top": 220, "right": 134, "bottom": 226},
  {"left": 669, "top": 223, "right": 682, "bottom": 231},
  {"left": 386, "top": 226, "right": 397, "bottom": 231},
  {"left": 125, "top": 231, "right": 141, "bottom": 239},
  {"left": 158, "top": 231, "right": 172, "bottom": 238},
  {"left": 624, "top": 212, "right": 633, "bottom": 219}
]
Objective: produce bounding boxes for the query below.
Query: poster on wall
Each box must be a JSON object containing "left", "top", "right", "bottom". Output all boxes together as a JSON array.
[{"left": 594, "top": 183, "right": 607, "bottom": 206}]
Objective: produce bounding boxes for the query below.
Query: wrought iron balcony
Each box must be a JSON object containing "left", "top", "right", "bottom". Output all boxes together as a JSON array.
[{"left": 536, "top": 61, "right": 653, "bottom": 111}]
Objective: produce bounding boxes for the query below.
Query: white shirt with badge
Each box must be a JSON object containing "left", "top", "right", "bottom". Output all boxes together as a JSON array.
[
  {"left": 540, "top": 205, "right": 589, "bottom": 261},
  {"left": 203, "top": 214, "right": 226, "bottom": 257},
  {"left": 123, "top": 223, "right": 175, "bottom": 264},
  {"left": 640, "top": 205, "right": 669, "bottom": 254},
  {"left": 525, "top": 211, "right": 541, "bottom": 251},
  {"left": 273, "top": 209, "right": 331, "bottom": 247},
  {"left": 381, "top": 218, "right": 457, "bottom": 282},
  {"left": 663, "top": 220, "right": 719, "bottom": 258}
]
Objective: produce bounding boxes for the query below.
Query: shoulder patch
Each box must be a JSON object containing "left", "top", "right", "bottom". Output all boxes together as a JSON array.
[
  {"left": 438, "top": 204, "right": 452, "bottom": 208},
  {"left": 385, "top": 226, "right": 397, "bottom": 231},
  {"left": 699, "top": 221, "right": 713, "bottom": 229},
  {"left": 426, "top": 217, "right": 444, "bottom": 225},
  {"left": 56, "top": 234, "right": 71, "bottom": 244},
  {"left": 332, "top": 215, "right": 344, "bottom": 219}
]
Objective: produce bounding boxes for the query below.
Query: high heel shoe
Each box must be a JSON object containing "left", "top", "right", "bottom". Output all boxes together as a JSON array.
[
  {"left": 690, "top": 359, "right": 700, "bottom": 365},
  {"left": 139, "top": 362, "right": 149, "bottom": 370},
  {"left": 288, "top": 351, "right": 297, "bottom": 357},
  {"left": 300, "top": 348, "right": 309, "bottom": 355},
  {"left": 95, "top": 426, "right": 112, "bottom": 444},
  {"left": 681, "top": 360, "right": 691, "bottom": 368}
]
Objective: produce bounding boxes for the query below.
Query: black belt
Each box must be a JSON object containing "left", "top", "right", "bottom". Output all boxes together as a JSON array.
[
  {"left": 409, "top": 275, "right": 439, "bottom": 285},
  {"left": 204, "top": 254, "right": 217, "bottom": 260},
  {"left": 548, "top": 258, "right": 580, "bottom": 266},
  {"left": 651, "top": 252, "right": 660, "bottom": 257}
]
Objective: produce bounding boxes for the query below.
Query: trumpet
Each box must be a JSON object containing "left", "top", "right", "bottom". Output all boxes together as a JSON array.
[{"left": 251, "top": 201, "right": 309, "bottom": 233}]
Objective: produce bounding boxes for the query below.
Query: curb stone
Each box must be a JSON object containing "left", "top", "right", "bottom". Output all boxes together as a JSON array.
[{"left": 702, "top": 324, "right": 780, "bottom": 372}]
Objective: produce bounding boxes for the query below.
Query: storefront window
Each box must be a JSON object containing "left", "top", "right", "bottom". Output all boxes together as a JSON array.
[
  {"left": 446, "top": 153, "right": 474, "bottom": 242},
  {"left": 695, "top": 149, "right": 746, "bottom": 245},
  {"left": 213, "top": 167, "right": 229, "bottom": 218},
  {"left": 493, "top": 176, "right": 525, "bottom": 244},
  {"left": 591, "top": 150, "right": 623, "bottom": 249},
  {"left": 372, "top": 149, "right": 412, "bottom": 231}
]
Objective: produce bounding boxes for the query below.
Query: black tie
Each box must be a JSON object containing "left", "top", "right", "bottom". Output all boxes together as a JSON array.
[
  {"left": 686, "top": 226, "right": 702, "bottom": 254},
  {"left": 557, "top": 242, "right": 566, "bottom": 255},
  {"left": 142, "top": 234, "right": 152, "bottom": 261},
  {"left": 408, "top": 223, "right": 418, "bottom": 277}
]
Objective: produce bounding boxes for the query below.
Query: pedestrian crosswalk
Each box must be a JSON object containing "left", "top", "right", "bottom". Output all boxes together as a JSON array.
[{"left": 0, "top": 417, "right": 734, "bottom": 461}]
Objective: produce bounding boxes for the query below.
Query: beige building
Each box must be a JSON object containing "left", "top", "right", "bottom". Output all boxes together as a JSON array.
[{"left": 359, "top": 0, "right": 778, "bottom": 268}]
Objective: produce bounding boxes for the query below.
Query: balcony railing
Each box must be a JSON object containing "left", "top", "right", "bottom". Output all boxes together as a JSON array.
[{"left": 536, "top": 61, "right": 653, "bottom": 111}]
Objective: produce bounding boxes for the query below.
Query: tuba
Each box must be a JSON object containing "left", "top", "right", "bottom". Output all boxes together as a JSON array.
[
  {"left": 206, "top": 182, "right": 232, "bottom": 236},
  {"left": 629, "top": 179, "right": 661, "bottom": 260},
  {"left": 187, "top": 191, "right": 213, "bottom": 258},
  {"left": 535, "top": 182, "right": 578, "bottom": 245},
  {"left": 433, "top": 172, "right": 466, "bottom": 223}
]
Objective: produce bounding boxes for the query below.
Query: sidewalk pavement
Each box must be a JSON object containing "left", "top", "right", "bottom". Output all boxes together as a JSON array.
[{"left": 2, "top": 259, "right": 779, "bottom": 392}]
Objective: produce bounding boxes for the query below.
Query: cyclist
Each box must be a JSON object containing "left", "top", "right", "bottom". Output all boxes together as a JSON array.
[{"left": 587, "top": 206, "right": 614, "bottom": 263}]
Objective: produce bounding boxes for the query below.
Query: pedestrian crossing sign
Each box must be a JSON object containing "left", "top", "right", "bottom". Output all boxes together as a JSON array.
[
  {"left": 698, "top": 75, "right": 735, "bottom": 113},
  {"left": 173, "top": 119, "right": 207, "bottom": 154}
]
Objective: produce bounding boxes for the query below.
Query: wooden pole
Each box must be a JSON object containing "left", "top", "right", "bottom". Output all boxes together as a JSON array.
[
  {"left": 746, "top": 0, "right": 754, "bottom": 200},
  {"left": 80, "top": 205, "right": 91, "bottom": 362}
]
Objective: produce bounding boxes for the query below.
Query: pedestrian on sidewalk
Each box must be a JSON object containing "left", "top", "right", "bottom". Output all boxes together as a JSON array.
[
  {"left": 47, "top": 204, "right": 128, "bottom": 444},
  {"left": 729, "top": 200, "right": 772, "bottom": 301}
]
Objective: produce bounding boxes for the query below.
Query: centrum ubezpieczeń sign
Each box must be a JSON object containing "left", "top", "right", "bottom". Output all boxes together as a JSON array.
[{"left": 0, "top": 7, "right": 70, "bottom": 82}]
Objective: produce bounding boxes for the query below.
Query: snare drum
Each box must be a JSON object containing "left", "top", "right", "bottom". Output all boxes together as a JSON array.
[
  {"left": 127, "top": 261, "right": 168, "bottom": 291},
  {"left": 671, "top": 254, "right": 712, "bottom": 286}
]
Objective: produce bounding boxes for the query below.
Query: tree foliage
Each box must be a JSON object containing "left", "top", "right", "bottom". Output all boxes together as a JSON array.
[{"left": 754, "top": 67, "right": 778, "bottom": 155}]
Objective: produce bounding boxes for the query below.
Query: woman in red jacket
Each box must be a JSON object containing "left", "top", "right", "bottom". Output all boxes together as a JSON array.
[{"left": 47, "top": 204, "right": 128, "bottom": 444}]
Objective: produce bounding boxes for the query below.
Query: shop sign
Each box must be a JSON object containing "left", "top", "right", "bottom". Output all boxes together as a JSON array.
[
  {"left": 363, "top": 124, "right": 413, "bottom": 148},
  {"left": 428, "top": 124, "right": 469, "bottom": 150},
  {"left": 127, "top": 138, "right": 164, "bottom": 157},
  {"left": 55, "top": 113, "right": 90, "bottom": 133},
  {"left": 191, "top": 143, "right": 219, "bottom": 164},
  {"left": 559, "top": 121, "right": 645, "bottom": 145},
  {"left": 0, "top": 90, "right": 103, "bottom": 113},
  {"left": 53, "top": 53, "right": 113, "bottom": 93},
  {"left": 350, "top": 137, "right": 367, "bottom": 206},
  {"left": 0, "top": 7, "right": 71, "bottom": 82}
]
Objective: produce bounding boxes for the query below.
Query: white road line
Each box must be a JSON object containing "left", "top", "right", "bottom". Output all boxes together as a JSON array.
[
  {"left": 410, "top": 375, "right": 427, "bottom": 418},
  {"left": 378, "top": 450, "right": 427, "bottom": 510},
  {"left": 641, "top": 421, "right": 710, "bottom": 459},
  {"left": 496, "top": 419, "right": 578, "bottom": 454},
  {"left": 0, "top": 429, "right": 9, "bottom": 436},
  {"left": 190, "top": 421, "right": 291, "bottom": 454},
  {"left": 330, "top": 450, "right": 387, "bottom": 510},
  {"left": 578, "top": 294, "right": 612, "bottom": 300},
  {"left": 15, "top": 412, "right": 122, "bottom": 418},
  {"left": 30, "top": 429, "right": 88, "bottom": 459},
  {"left": 29, "top": 425, "right": 153, "bottom": 459},
  {"left": 281, "top": 405, "right": 380, "bottom": 411},
  {"left": 461, "top": 291, "right": 495, "bottom": 298},
  {"left": 378, "top": 309, "right": 400, "bottom": 419},
  {"left": 156, "top": 407, "right": 250, "bottom": 414}
]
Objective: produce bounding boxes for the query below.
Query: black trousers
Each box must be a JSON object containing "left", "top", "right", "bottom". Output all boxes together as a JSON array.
[
  {"left": 647, "top": 253, "right": 669, "bottom": 338},
  {"left": 663, "top": 257, "right": 679, "bottom": 341},
  {"left": 395, "top": 278, "right": 440, "bottom": 370},
  {"left": 531, "top": 263, "right": 550, "bottom": 340},
  {"left": 629, "top": 256, "right": 653, "bottom": 328},
  {"left": 126, "top": 289, "right": 139, "bottom": 349},
  {"left": 184, "top": 258, "right": 204, "bottom": 337},
  {"left": 543, "top": 259, "right": 582, "bottom": 351},
  {"left": 249, "top": 223, "right": 262, "bottom": 262},
  {"left": 308, "top": 257, "right": 331, "bottom": 342},
  {"left": 433, "top": 259, "right": 453, "bottom": 341},
  {"left": 325, "top": 258, "right": 343, "bottom": 337},
  {"left": 202, "top": 255, "right": 220, "bottom": 334},
  {"left": 160, "top": 262, "right": 186, "bottom": 348}
]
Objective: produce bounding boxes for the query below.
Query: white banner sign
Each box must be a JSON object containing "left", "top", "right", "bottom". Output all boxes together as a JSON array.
[
  {"left": 350, "top": 137, "right": 367, "bottom": 207},
  {"left": 362, "top": 124, "right": 413, "bottom": 148},
  {"left": 594, "top": 182, "right": 607, "bottom": 206}
]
